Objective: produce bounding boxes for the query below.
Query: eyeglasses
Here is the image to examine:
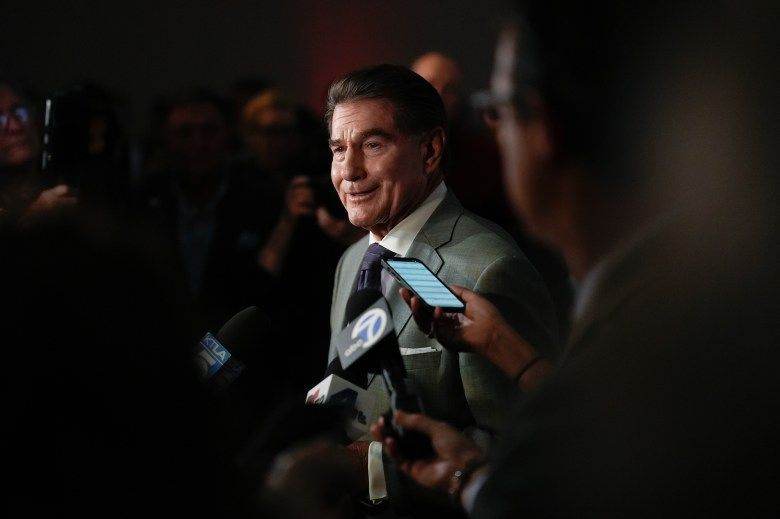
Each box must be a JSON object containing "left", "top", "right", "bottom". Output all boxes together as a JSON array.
[
  {"left": 0, "top": 106, "right": 32, "bottom": 129},
  {"left": 470, "top": 89, "right": 517, "bottom": 126}
]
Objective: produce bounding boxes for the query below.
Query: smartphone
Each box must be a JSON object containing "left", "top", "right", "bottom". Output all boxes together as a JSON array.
[
  {"left": 381, "top": 257, "right": 465, "bottom": 312},
  {"left": 41, "top": 90, "right": 91, "bottom": 187}
]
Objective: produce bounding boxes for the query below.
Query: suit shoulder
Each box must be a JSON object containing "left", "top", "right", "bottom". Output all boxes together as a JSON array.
[{"left": 450, "top": 209, "right": 523, "bottom": 256}]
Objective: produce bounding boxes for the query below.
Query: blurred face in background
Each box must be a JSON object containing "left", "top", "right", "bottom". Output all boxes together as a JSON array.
[
  {"left": 241, "top": 92, "right": 302, "bottom": 173},
  {"left": 0, "top": 83, "right": 40, "bottom": 169},
  {"left": 412, "top": 52, "right": 463, "bottom": 119},
  {"left": 164, "top": 102, "right": 228, "bottom": 180}
]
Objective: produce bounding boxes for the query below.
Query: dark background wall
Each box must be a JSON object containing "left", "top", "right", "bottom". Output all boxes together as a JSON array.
[{"left": 1, "top": 0, "right": 510, "bottom": 137}]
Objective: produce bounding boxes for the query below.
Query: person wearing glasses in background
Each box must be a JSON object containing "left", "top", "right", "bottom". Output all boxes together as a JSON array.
[{"left": 0, "top": 79, "right": 76, "bottom": 227}]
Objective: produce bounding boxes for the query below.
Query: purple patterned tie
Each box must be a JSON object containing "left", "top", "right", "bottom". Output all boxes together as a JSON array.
[{"left": 357, "top": 243, "right": 396, "bottom": 292}]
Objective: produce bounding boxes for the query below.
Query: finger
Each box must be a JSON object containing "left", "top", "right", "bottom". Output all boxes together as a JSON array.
[
  {"left": 288, "top": 175, "right": 311, "bottom": 187},
  {"left": 409, "top": 296, "right": 434, "bottom": 334},
  {"left": 393, "top": 410, "right": 439, "bottom": 436},
  {"left": 49, "top": 184, "right": 71, "bottom": 196},
  {"left": 369, "top": 416, "right": 386, "bottom": 442},
  {"left": 399, "top": 287, "right": 414, "bottom": 306},
  {"left": 448, "top": 284, "right": 481, "bottom": 302},
  {"left": 407, "top": 461, "right": 436, "bottom": 487},
  {"left": 316, "top": 206, "right": 335, "bottom": 224},
  {"left": 383, "top": 437, "right": 401, "bottom": 461}
]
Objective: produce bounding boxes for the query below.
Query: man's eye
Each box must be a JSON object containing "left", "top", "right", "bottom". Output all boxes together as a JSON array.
[
  {"left": 331, "top": 146, "right": 345, "bottom": 154},
  {"left": 365, "top": 141, "right": 381, "bottom": 150}
]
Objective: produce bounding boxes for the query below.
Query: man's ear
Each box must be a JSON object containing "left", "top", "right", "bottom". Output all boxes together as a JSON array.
[{"left": 421, "top": 127, "right": 446, "bottom": 174}]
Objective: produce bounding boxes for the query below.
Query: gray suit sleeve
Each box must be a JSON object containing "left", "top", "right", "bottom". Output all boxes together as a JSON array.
[{"left": 459, "top": 255, "right": 560, "bottom": 434}]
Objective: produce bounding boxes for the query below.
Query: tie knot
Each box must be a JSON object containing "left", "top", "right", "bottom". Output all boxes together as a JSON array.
[
  {"left": 361, "top": 243, "right": 395, "bottom": 271},
  {"left": 357, "top": 243, "right": 396, "bottom": 292}
]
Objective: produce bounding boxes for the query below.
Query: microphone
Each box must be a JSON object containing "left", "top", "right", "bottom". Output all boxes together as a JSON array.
[
  {"left": 333, "top": 289, "right": 434, "bottom": 459},
  {"left": 194, "top": 306, "right": 271, "bottom": 394},
  {"left": 322, "top": 288, "right": 383, "bottom": 388},
  {"left": 305, "top": 373, "right": 376, "bottom": 442},
  {"left": 304, "top": 290, "right": 383, "bottom": 441}
]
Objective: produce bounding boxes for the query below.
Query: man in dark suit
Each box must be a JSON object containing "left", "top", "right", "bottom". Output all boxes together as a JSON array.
[
  {"left": 373, "top": 1, "right": 780, "bottom": 516},
  {"left": 134, "top": 89, "right": 280, "bottom": 335},
  {"left": 324, "top": 64, "right": 560, "bottom": 511}
]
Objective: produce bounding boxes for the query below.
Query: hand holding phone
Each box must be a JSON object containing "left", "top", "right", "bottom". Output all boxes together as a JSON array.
[{"left": 381, "top": 257, "right": 465, "bottom": 313}]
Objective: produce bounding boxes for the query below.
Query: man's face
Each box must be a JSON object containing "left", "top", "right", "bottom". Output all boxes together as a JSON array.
[
  {"left": 164, "top": 103, "right": 228, "bottom": 179},
  {"left": 329, "top": 99, "right": 431, "bottom": 238},
  {"left": 0, "top": 84, "right": 39, "bottom": 168},
  {"left": 243, "top": 107, "right": 301, "bottom": 172},
  {"left": 489, "top": 28, "right": 552, "bottom": 239},
  {"left": 412, "top": 53, "right": 462, "bottom": 118}
]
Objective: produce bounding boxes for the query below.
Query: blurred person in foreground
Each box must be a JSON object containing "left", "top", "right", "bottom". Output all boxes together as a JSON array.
[
  {"left": 412, "top": 51, "right": 574, "bottom": 337},
  {"left": 373, "top": 1, "right": 780, "bottom": 516},
  {"left": 0, "top": 211, "right": 255, "bottom": 518}
]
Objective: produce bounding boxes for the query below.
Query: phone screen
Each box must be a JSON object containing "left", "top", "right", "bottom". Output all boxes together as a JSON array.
[{"left": 383, "top": 258, "right": 465, "bottom": 311}]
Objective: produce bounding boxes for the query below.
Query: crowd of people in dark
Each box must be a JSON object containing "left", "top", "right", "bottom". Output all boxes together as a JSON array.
[{"left": 2, "top": 1, "right": 777, "bottom": 518}]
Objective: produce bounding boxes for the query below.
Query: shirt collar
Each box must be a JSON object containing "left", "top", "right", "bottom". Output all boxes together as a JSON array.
[{"left": 369, "top": 181, "right": 447, "bottom": 256}]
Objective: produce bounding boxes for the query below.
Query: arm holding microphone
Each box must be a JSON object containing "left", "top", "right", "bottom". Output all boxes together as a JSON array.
[{"left": 400, "top": 285, "right": 553, "bottom": 392}]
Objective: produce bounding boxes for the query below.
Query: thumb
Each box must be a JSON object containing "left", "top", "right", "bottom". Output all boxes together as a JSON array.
[
  {"left": 447, "top": 284, "right": 475, "bottom": 301},
  {"left": 393, "top": 411, "right": 440, "bottom": 436},
  {"left": 50, "top": 184, "right": 71, "bottom": 196}
]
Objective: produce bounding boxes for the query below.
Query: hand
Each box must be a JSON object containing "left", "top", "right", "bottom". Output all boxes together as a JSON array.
[
  {"left": 264, "top": 437, "right": 361, "bottom": 518},
  {"left": 370, "top": 411, "right": 484, "bottom": 493},
  {"left": 22, "top": 184, "right": 78, "bottom": 223},
  {"left": 283, "top": 176, "right": 315, "bottom": 220},
  {"left": 400, "top": 285, "right": 510, "bottom": 357},
  {"left": 401, "top": 286, "right": 549, "bottom": 385},
  {"left": 315, "top": 206, "right": 365, "bottom": 245}
]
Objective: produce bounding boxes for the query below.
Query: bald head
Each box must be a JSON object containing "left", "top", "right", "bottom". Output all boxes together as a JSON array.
[{"left": 411, "top": 51, "right": 463, "bottom": 118}]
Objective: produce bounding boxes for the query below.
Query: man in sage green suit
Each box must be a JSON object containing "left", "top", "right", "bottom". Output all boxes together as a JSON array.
[
  {"left": 328, "top": 189, "right": 558, "bottom": 435},
  {"left": 323, "top": 63, "right": 559, "bottom": 510}
]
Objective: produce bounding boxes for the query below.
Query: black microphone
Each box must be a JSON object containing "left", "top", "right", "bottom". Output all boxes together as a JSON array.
[
  {"left": 194, "top": 306, "right": 271, "bottom": 394},
  {"left": 325, "top": 288, "right": 384, "bottom": 387},
  {"left": 304, "top": 289, "right": 384, "bottom": 442},
  {"left": 333, "top": 289, "right": 434, "bottom": 459}
]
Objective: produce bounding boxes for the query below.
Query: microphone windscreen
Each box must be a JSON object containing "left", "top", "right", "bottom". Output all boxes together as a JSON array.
[
  {"left": 216, "top": 306, "right": 272, "bottom": 361},
  {"left": 325, "top": 356, "right": 366, "bottom": 387},
  {"left": 211, "top": 306, "right": 280, "bottom": 402},
  {"left": 343, "top": 288, "right": 384, "bottom": 328}
]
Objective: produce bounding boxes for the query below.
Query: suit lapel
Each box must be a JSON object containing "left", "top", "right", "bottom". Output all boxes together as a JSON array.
[
  {"left": 335, "top": 236, "right": 370, "bottom": 329},
  {"left": 391, "top": 191, "right": 463, "bottom": 337}
]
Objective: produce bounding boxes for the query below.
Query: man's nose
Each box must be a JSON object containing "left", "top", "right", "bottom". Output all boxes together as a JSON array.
[{"left": 340, "top": 147, "right": 366, "bottom": 181}]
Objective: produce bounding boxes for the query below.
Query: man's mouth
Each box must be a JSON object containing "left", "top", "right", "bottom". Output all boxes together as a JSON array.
[{"left": 345, "top": 186, "right": 379, "bottom": 200}]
